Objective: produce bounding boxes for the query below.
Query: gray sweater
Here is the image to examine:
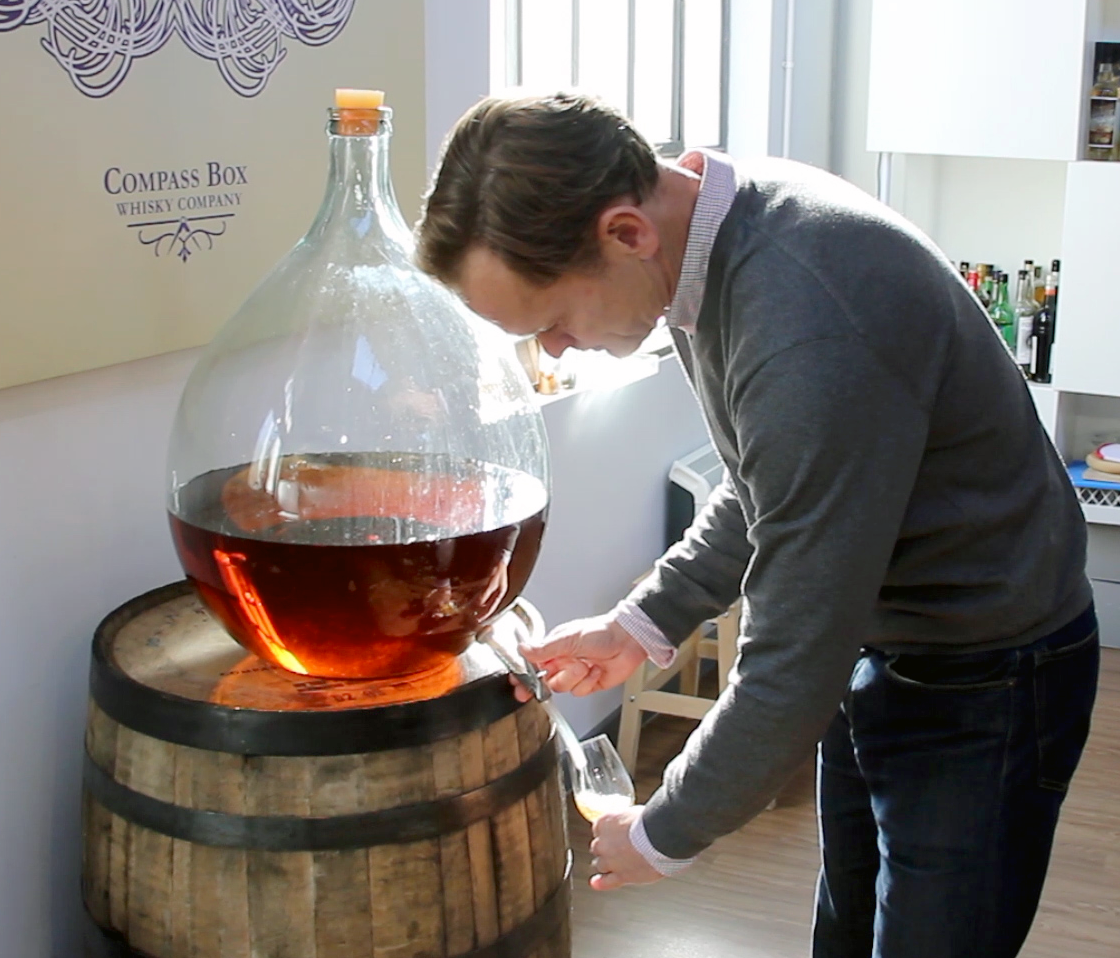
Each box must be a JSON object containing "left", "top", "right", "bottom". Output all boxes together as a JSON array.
[{"left": 631, "top": 158, "right": 1091, "bottom": 860}]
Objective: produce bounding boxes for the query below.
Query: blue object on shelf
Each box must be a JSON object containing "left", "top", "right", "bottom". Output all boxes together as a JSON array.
[{"left": 1068, "top": 460, "right": 1120, "bottom": 489}]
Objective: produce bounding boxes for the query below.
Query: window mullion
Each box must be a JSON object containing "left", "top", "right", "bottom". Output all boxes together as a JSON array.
[
  {"left": 507, "top": 0, "right": 522, "bottom": 86},
  {"left": 669, "top": 0, "right": 685, "bottom": 153},
  {"left": 719, "top": 0, "right": 731, "bottom": 149},
  {"left": 571, "top": 0, "right": 580, "bottom": 86},
  {"left": 626, "top": 0, "right": 636, "bottom": 119}
]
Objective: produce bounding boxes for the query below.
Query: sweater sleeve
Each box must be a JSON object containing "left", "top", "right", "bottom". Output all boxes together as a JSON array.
[{"left": 640, "top": 333, "right": 929, "bottom": 859}]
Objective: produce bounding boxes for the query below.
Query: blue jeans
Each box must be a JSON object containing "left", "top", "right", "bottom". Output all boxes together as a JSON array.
[{"left": 813, "top": 606, "right": 1100, "bottom": 958}]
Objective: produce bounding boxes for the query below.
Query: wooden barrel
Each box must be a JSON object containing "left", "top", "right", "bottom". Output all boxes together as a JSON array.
[{"left": 82, "top": 582, "right": 571, "bottom": 958}]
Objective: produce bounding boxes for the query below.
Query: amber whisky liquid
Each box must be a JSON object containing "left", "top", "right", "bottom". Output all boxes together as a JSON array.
[
  {"left": 573, "top": 792, "right": 634, "bottom": 823},
  {"left": 169, "top": 453, "right": 547, "bottom": 679}
]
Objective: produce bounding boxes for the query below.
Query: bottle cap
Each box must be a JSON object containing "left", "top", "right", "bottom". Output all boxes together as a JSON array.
[
  {"left": 334, "top": 89, "right": 386, "bottom": 135},
  {"left": 335, "top": 89, "right": 385, "bottom": 109}
]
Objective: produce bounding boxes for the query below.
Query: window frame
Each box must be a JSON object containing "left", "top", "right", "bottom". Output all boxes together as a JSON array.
[{"left": 497, "top": 0, "right": 731, "bottom": 155}]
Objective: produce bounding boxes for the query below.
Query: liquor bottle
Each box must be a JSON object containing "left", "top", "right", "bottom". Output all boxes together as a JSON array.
[
  {"left": 1046, "top": 259, "right": 1060, "bottom": 342},
  {"left": 978, "top": 264, "right": 993, "bottom": 308},
  {"left": 989, "top": 271, "right": 1015, "bottom": 349},
  {"left": 1033, "top": 265, "right": 1045, "bottom": 307},
  {"left": 1030, "top": 279, "right": 1058, "bottom": 383},
  {"left": 1087, "top": 61, "right": 1120, "bottom": 160},
  {"left": 959, "top": 261, "right": 971, "bottom": 280},
  {"left": 967, "top": 267, "right": 981, "bottom": 299},
  {"left": 1014, "top": 269, "right": 1038, "bottom": 374},
  {"left": 995, "top": 268, "right": 1006, "bottom": 301}
]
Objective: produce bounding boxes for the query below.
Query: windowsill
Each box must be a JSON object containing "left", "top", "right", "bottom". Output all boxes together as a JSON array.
[
  {"left": 530, "top": 325, "right": 676, "bottom": 407},
  {"left": 533, "top": 350, "right": 670, "bottom": 407}
]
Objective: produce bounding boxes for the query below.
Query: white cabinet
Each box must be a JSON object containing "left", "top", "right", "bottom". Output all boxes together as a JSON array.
[
  {"left": 1052, "top": 162, "right": 1120, "bottom": 397},
  {"left": 867, "top": 0, "right": 1092, "bottom": 160},
  {"left": 1028, "top": 383, "right": 1059, "bottom": 439}
]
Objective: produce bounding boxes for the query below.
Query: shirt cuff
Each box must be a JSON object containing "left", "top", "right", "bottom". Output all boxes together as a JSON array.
[
  {"left": 612, "top": 600, "right": 677, "bottom": 668},
  {"left": 629, "top": 813, "right": 697, "bottom": 877}
]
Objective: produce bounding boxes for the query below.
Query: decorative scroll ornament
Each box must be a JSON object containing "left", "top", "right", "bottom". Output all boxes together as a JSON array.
[
  {"left": 132, "top": 214, "right": 231, "bottom": 262},
  {"left": 0, "top": 0, "right": 356, "bottom": 98}
]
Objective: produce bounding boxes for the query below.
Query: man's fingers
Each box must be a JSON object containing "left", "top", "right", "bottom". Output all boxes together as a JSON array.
[
  {"left": 568, "top": 663, "right": 604, "bottom": 697},
  {"left": 590, "top": 871, "right": 625, "bottom": 892},
  {"left": 519, "top": 632, "right": 575, "bottom": 665},
  {"left": 507, "top": 675, "right": 534, "bottom": 703},
  {"left": 546, "top": 661, "right": 591, "bottom": 693}
]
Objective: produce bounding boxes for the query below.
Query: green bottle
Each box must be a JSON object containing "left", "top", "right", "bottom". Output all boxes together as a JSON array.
[{"left": 989, "top": 271, "right": 1016, "bottom": 349}]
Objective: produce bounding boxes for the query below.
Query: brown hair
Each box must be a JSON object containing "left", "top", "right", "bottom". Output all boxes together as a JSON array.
[{"left": 415, "top": 91, "right": 660, "bottom": 286}]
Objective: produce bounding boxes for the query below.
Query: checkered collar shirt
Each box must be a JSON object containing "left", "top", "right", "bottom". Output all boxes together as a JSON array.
[{"left": 663, "top": 148, "right": 739, "bottom": 335}]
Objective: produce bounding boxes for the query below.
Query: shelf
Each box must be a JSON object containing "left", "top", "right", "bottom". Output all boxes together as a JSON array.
[
  {"left": 1081, "top": 502, "right": 1120, "bottom": 525},
  {"left": 1069, "top": 461, "right": 1120, "bottom": 524}
]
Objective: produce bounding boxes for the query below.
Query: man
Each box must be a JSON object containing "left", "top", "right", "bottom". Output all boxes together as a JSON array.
[{"left": 414, "top": 92, "right": 1099, "bottom": 957}]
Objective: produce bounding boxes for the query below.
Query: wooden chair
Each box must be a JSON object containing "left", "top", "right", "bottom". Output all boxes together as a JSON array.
[{"left": 617, "top": 599, "right": 741, "bottom": 774}]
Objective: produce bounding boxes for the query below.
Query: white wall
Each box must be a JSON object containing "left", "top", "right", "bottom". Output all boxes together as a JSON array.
[
  {"left": 829, "top": 0, "right": 876, "bottom": 194},
  {"left": 0, "top": 350, "right": 200, "bottom": 957},
  {"left": 726, "top": 0, "right": 784, "bottom": 160},
  {"left": 911, "top": 157, "right": 1068, "bottom": 271},
  {"left": 424, "top": 0, "right": 490, "bottom": 170},
  {"left": 726, "top": 0, "right": 838, "bottom": 168},
  {"left": 788, "top": 0, "right": 837, "bottom": 168},
  {"left": 524, "top": 361, "right": 709, "bottom": 736}
]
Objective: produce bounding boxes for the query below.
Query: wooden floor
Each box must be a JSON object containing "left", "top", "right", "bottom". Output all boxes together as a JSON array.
[{"left": 568, "top": 649, "right": 1120, "bottom": 957}]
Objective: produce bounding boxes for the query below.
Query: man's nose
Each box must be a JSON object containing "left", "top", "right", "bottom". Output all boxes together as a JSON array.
[{"left": 537, "top": 329, "right": 577, "bottom": 358}]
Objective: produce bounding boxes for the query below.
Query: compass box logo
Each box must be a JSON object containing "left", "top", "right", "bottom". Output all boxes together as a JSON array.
[
  {"left": 0, "top": 0, "right": 421, "bottom": 390},
  {"left": 104, "top": 162, "right": 250, "bottom": 262},
  {"left": 3, "top": 0, "right": 355, "bottom": 262}
]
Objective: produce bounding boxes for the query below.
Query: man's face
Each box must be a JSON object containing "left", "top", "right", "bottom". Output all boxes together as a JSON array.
[{"left": 456, "top": 244, "right": 667, "bottom": 359}]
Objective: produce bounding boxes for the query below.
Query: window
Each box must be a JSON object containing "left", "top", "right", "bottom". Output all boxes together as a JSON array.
[{"left": 490, "top": 0, "right": 730, "bottom": 154}]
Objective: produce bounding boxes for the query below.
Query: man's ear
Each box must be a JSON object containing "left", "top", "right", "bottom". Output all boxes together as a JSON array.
[{"left": 597, "top": 204, "right": 659, "bottom": 262}]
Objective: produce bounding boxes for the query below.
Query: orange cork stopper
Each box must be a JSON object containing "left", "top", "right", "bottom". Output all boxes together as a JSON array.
[
  {"left": 335, "top": 89, "right": 385, "bottom": 109},
  {"left": 334, "top": 88, "right": 385, "bottom": 135}
]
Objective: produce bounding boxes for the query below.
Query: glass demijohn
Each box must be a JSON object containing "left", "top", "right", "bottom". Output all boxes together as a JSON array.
[{"left": 166, "top": 90, "right": 550, "bottom": 681}]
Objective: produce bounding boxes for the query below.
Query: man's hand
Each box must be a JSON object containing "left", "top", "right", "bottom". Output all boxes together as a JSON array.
[
  {"left": 510, "top": 614, "right": 648, "bottom": 702},
  {"left": 588, "top": 805, "right": 663, "bottom": 891}
]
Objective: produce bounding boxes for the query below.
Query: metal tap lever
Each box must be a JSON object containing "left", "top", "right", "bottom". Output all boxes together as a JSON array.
[
  {"left": 477, "top": 624, "right": 552, "bottom": 702},
  {"left": 478, "top": 620, "right": 589, "bottom": 776}
]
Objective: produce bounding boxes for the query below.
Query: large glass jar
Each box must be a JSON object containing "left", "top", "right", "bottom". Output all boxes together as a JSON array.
[{"left": 166, "top": 91, "right": 550, "bottom": 681}]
